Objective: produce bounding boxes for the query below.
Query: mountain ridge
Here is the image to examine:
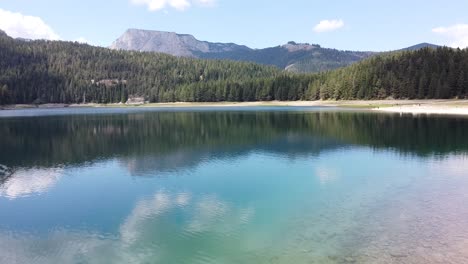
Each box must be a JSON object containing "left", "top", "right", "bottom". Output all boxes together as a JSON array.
[
  {"left": 109, "top": 29, "right": 377, "bottom": 72},
  {"left": 400, "top": 43, "right": 440, "bottom": 51},
  {"left": 110, "top": 28, "right": 439, "bottom": 73}
]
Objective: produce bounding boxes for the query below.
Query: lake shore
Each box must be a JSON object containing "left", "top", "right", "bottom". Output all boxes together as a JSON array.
[
  {"left": 369, "top": 100, "right": 468, "bottom": 115},
  {"left": 2, "top": 100, "right": 468, "bottom": 115}
]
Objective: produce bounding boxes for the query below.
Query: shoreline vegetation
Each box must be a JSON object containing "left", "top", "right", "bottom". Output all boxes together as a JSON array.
[{"left": 2, "top": 99, "right": 468, "bottom": 115}]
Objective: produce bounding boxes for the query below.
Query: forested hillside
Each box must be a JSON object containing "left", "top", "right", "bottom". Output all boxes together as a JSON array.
[
  {"left": 0, "top": 32, "right": 467, "bottom": 104},
  {"left": 0, "top": 34, "right": 278, "bottom": 104},
  {"left": 306, "top": 47, "right": 468, "bottom": 100}
]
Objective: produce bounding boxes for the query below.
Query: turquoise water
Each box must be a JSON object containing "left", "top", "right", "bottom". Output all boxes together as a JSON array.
[{"left": 1, "top": 107, "right": 468, "bottom": 263}]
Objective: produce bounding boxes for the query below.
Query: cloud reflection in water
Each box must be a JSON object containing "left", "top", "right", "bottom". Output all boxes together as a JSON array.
[
  {"left": 0, "top": 168, "right": 63, "bottom": 199},
  {"left": 0, "top": 189, "right": 254, "bottom": 263}
]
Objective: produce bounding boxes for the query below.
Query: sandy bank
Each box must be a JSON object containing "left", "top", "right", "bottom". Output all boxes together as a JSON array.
[
  {"left": 371, "top": 100, "right": 468, "bottom": 116},
  {"left": 374, "top": 106, "right": 468, "bottom": 115},
  {"left": 1, "top": 101, "right": 338, "bottom": 110},
  {"left": 2, "top": 100, "right": 468, "bottom": 115}
]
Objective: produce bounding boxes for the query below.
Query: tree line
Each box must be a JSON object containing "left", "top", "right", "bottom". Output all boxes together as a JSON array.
[{"left": 0, "top": 33, "right": 467, "bottom": 105}]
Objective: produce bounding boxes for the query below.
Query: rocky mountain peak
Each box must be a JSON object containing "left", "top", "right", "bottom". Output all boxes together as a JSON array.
[{"left": 110, "top": 29, "right": 249, "bottom": 57}]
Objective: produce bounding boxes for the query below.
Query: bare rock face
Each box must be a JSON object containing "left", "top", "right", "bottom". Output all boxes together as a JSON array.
[
  {"left": 110, "top": 29, "right": 248, "bottom": 57},
  {"left": 281, "top": 42, "right": 319, "bottom": 52}
]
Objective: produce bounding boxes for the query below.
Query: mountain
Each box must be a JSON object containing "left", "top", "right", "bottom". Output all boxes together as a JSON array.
[
  {"left": 198, "top": 41, "right": 375, "bottom": 73},
  {"left": 110, "top": 29, "right": 250, "bottom": 57},
  {"left": 110, "top": 29, "right": 443, "bottom": 73},
  {"left": 401, "top": 43, "right": 440, "bottom": 51},
  {"left": 0, "top": 30, "right": 6, "bottom": 38},
  {"left": 110, "top": 29, "right": 376, "bottom": 73}
]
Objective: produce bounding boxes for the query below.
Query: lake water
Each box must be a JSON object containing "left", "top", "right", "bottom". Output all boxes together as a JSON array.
[{"left": 1, "top": 107, "right": 468, "bottom": 264}]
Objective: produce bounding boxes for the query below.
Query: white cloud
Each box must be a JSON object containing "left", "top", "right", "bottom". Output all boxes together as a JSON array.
[
  {"left": 432, "top": 24, "right": 468, "bottom": 48},
  {"left": 313, "top": 19, "right": 344, "bottom": 33},
  {"left": 130, "top": 0, "right": 216, "bottom": 11},
  {"left": 0, "top": 8, "right": 60, "bottom": 40}
]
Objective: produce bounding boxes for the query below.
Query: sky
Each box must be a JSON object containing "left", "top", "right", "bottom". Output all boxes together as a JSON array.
[{"left": 1, "top": 0, "right": 468, "bottom": 51}]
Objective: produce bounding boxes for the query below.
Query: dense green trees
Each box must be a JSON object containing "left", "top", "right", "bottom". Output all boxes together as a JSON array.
[
  {"left": 314, "top": 47, "right": 468, "bottom": 100},
  {"left": 0, "top": 33, "right": 467, "bottom": 104},
  {"left": 0, "top": 35, "right": 279, "bottom": 104}
]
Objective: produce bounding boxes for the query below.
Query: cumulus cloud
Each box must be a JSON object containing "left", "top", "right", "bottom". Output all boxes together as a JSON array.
[
  {"left": 0, "top": 8, "right": 60, "bottom": 40},
  {"left": 432, "top": 24, "right": 468, "bottom": 48},
  {"left": 313, "top": 19, "right": 344, "bottom": 33},
  {"left": 130, "top": 0, "right": 216, "bottom": 11}
]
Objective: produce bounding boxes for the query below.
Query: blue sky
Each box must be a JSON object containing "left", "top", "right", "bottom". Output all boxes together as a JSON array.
[{"left": 1, "top": 0, "right": 468, "bottom": 51}]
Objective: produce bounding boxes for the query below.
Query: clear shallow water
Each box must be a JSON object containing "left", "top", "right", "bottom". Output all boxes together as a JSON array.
[{"left": 1, "top": 107, "right": 468, "bottom": 264}]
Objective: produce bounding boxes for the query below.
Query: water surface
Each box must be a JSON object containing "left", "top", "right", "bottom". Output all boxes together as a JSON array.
[{"left": 1, "top": 107, "right": 468, "bottom": 264}]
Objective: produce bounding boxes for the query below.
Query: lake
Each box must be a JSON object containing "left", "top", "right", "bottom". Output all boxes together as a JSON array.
[{"left": 1, "top": 107, "right": 468, "bottom": 264}]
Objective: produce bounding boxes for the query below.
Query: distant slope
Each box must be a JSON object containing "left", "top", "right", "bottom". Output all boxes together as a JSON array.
[
  {"left": 110, "top": 29, "right": 376, "bottom": 73},
  {"left": 400, "top": 43, "right": 440, "bottom": 51},
  {"left": 198, "top": 42, "right": 375, "bottom": 73}
]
